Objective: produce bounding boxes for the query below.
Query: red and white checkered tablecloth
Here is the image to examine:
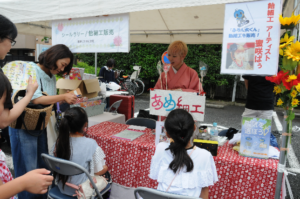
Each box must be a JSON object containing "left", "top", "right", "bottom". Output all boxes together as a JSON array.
[{"left": 87, "top": 121, "right": 279, "bottom": 199}]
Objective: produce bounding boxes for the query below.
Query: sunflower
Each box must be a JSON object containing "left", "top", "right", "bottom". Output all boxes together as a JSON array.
[
  {"left": 296, "top": 83, "right": 300, "bottom": 92},
  {"left": 279, "top": 13, "right": 300, "bottom": 29},
  {"left": 285, "top": 41, "right": 300, "bottom": 62},
  {"left": 291, "top": 90, "right": 297, "bottom": 98},
  {"left": 291, "top": 98, "right": 300, "bottom": 106},
  {"left": 273, "top": 85, "right": 282, "bottom": 94},
  {"left": 279, "top": 33, "right": 295, "bottom": 55},
  {"left": 277, "top": 98, "right": 284, "bottom": 106},
  {"left": 286, "top": 74, "right": 298, "bottom": 82}
]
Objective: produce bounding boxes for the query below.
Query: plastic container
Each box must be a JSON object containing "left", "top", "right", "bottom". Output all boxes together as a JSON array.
[{"left": 210, "top": 122, "right": 219, "bottom": 140}]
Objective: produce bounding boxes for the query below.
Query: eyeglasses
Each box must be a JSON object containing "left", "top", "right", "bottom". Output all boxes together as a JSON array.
[{"left": 5, "top": 37, "right": 16, "bottom": 46}]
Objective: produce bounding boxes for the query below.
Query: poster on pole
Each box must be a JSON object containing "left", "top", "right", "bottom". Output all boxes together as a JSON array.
[
  {"left": 150, "top": 90, "right": 205, "bottom": 121},
  {"left": 221, "top": 0, "right": 281, "bottom": 75},
  {"left": 240, "top": 117, "right": 271, "bottom": 159},
  {"left": 52, "top": 13, "right": 130, "bottom": 53}
]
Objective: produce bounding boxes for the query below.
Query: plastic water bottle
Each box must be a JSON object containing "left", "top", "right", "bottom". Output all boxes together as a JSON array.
[{"left": 210, "top": 122, "right": 219, "bottom": 140}]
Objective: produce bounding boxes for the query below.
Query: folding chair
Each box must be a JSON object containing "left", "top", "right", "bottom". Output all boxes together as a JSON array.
[
  {"left": 107, "top": 99, "right": 122, "bottom": 114},
  {"left": 126, "top": 118, "right": 156, "bottom": 129},
  {"left": 134, "top": 187, "right": 201, "bottom": 199},
  {"left": 42, "top": 153, "right": 111, "bottom": 199}
]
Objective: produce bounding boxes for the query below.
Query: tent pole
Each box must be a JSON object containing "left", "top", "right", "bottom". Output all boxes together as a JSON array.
[
  {"left": 95, "top": 52, "right": 97, "bottom": 75},
  {"left": 274, "top": 110, "right": 288, "bottom": 199},
  {"left": 231, "top": 75, "right": 238, "bottom": 102}
]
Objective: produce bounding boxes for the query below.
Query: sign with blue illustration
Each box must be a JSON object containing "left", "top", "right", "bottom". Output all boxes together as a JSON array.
[
  {"left": 220, "top": 0, "right": 281, "bottom": 75},
  {"left": 240, "top": 117, "right": 271, "bottom": 159}
]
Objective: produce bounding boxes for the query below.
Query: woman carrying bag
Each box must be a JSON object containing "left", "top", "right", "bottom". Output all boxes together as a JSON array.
[{"left": 9, "top": 44, "right": 77, "bottom": 199}]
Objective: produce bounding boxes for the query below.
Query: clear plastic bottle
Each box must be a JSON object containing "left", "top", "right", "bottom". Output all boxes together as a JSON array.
[{"left": 210, "top": 122, "right": 219, "bottom": 140}]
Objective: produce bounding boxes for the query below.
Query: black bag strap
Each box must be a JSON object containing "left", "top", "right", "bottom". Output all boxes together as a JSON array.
[
  {"left": 40, "top": 78, "right": 43, "bottom": 92},
  {"left": 15, "top": 111, "right": 26, "bottom": 129}
]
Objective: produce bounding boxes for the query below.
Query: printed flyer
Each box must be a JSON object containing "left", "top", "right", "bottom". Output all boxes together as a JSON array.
[
  {"left": 2, "top": 61, "right": 37, "bottom": 90},
  {"left": 240, "top": 117, "right": 272, "bottom": 159}
]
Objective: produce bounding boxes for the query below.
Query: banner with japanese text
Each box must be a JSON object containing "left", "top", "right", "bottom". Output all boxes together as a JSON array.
[
  {"left": 150, "top": 90, "right": 206, "bottom": 121},
  {"left": 220, "top": 0, "right": 281, "bottom": 75},
  {"left": 52, "top": 13, "right": 130, "bottom": 53},
  {"left": 240, "top": 117, "right": 271, "bottom": 159}
]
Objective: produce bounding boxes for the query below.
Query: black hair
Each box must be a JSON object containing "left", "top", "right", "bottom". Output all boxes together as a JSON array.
[
  {"left": 38, "top": 44, "right": 74, "bottom": 75},
  {"left": 106, "top": 58, "right": 116, "bottom": 68},
  {"left": 165, "top": 109, "right": 195, "bottom": 174},
  {"left": 0, "top": 72, "right": 12, "bottom": 105},
  {"left": 54, "top": 107, "right": 88, "bottom": 188},
  {"left": 0, "top": 15, "right": 18, "bottom": 41},
  {"left": 226, "top": 43, "right": 238, "bottom": 69}
]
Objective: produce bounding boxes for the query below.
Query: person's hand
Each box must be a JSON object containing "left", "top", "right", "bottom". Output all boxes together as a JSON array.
[
  {"left": 64, "top": 92, "right": 77, "bottom": 104},
  {"left": 26, "top": 77, "right": 38, "bottom": 96},
  {"left": 21, "top": 169, "right": 53, "bottom": 194}
]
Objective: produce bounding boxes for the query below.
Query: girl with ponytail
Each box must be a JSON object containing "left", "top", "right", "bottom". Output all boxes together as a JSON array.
[
  {"left": 149, "top": 109, "right": 218, "bottom": 199},
  {"left": 50, "top": 107, "right": 109, "bottom": 197}
]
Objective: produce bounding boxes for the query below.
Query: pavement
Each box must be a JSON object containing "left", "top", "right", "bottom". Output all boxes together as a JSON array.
[{"left": 2, "top": 93, "right": 300, "bottom": 198}]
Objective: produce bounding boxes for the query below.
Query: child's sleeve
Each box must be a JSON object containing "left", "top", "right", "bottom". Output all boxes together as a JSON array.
[
  {"left": 149, "top": 142, "right": 166, "bottom": 180},
  {"left": 197, "top": 152, "right": 218, "bottom": 188},
  {"left": 91, "top": 146, "right": 106, "bottom": 175},
  {"left": 209, "top": 154, "right": 219, "bottom": 184}
]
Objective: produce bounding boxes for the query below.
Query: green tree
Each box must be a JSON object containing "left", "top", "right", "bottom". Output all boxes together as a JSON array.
[{"left": 76, "top": 43, "right": 235, "bottom": 99}]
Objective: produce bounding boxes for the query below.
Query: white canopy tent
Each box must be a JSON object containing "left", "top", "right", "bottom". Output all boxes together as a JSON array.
[{"left": 0, "top": 0, "right": 294, "bottom": 44}]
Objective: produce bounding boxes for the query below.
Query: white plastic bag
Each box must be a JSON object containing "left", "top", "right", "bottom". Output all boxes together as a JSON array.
[{"left": 107, "top": 82, "right": 121, "bottom": 91}]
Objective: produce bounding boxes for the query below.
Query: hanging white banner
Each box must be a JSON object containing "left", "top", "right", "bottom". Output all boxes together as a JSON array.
[
  {"left": 150, "top": 90, "right": 206, "bottom": 121},
  {"left": 52, "top": 13, "right": 130, "bottom": 53},
  {"left": 220, "top": 0, "right": 281, "bottom": 76}
]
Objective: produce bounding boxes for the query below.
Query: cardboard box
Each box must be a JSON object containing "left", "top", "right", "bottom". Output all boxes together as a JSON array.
[{"left": 56, "top": 79, "right": 100, "bottom": 99}]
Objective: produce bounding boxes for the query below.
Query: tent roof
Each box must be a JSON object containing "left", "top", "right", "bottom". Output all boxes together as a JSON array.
[{"left": 0, "top": 0, "right": 293, "bottom": 44}]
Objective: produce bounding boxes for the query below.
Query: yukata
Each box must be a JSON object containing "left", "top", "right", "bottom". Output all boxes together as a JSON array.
[{"left": 154, "top": 63, "right": 201, "bottom": 93}]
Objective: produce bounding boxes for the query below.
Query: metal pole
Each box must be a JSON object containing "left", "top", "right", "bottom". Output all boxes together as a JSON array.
[
  {"left": 274, "top": 110, "right": 288, "bottom": 199},
  {"left": 95, "top": 52, "right": 97, "bottom": 75},
  {"left": 275, "top": 2, "right": 298, "bottom": 198},
  {"left": 231, "top": 75, "right": 238, "bottom": 102}
]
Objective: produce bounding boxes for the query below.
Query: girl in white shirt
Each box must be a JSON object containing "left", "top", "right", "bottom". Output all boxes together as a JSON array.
[{"left": 150, "top": 109, "right": 218, "bottom": 199}]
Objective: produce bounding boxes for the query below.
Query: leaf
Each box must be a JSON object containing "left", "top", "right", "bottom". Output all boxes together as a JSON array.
[
  {"left": 282, "top": 56, "right": 297, "bottom": 71},
  {"left": 286, "top": 112, "right": 295, "bottom": 121}
]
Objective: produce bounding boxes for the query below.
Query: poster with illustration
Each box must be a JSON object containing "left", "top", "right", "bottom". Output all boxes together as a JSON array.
[
  {"left": 221, "top": 0, "right": 281, "bottom": 75},
  {"left": 155, "top": 121, "right": 171, "bottom": 145},
  {"left": 2, "top": 61, "right": 37, "bottom": 90},
  {"left": 52, "top": 13, "right": 129, "bottom": 53},
  {"left": 240, "top": 117, "right": 271, "bottom": 159}
]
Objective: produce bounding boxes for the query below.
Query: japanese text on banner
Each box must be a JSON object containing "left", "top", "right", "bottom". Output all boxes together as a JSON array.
[{"left": 150, "top": 90, "right": 206, "bottom": 121}]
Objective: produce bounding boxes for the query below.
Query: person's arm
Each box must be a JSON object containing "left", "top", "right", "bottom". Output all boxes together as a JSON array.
[
  {"left": 94, "top": 165, "right": 108, "bottom": 176},
  {"left": 0, "top": 169, "right": 53, "bottom": 199},
  {"left": 99, "top": 67, "right": 105, "bottom": 82},
  {"left": 244, "top": 79, "right": 249, "bottom": 90},
  {"left": 31, "top": 92, "right": 77, "bottom": 105},
  {"left": 0, "top": 78, "right": 38, "bottom": 129},
  {"left": 182, "top": 71, "right": 202, "bottom": 93},
  {"left": 200, "top": 187, "right": 209, "bottom": 199}
]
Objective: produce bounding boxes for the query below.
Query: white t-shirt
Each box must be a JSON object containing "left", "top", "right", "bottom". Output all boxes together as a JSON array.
[{"left": 149, "top": 142, "right": 218, "bottom": 197}]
